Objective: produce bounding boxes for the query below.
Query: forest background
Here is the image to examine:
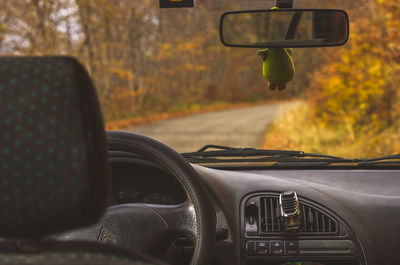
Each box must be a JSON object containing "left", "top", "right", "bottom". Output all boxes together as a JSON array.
[{"left": 1, "top": 0, "right": 398, "bottom": 158}]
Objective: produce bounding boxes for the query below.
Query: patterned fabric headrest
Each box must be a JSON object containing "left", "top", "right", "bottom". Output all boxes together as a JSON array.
[{"left": 0, "top": 57, "right": 110, "bottom": 238}]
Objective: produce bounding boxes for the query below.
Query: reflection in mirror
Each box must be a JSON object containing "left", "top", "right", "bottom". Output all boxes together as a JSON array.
[{"left": 220, "top": 9, "right": 349, "bottom": 48}]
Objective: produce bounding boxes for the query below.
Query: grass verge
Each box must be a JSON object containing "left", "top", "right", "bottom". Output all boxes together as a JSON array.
[{"left": 263, "top": 103, "right": 400, "bottom": 158}]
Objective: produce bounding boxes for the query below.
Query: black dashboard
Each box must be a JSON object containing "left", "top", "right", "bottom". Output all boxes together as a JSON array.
[
  {"left": 110, "top": 155, "right": 400, "bottom": 265},
  {"left": 110, "top": 157, "right": 187, "bottom": 205}
]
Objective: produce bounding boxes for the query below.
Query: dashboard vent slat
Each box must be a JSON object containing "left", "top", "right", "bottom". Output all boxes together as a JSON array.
[
  {"left": 315, "top": 210, "right": 320, "bottom": 232},
  {"left": 302, "top": 204, "right": 306, "bottom": 231},
  {"left": 276, "top": 213, "right": 281, "bottom": 232},
  {"left": 270, "top": 197, "right": 274, "bottom": 232},
  {"left": 328, "top": 218, "right": 332, "bottom": 232},
  {"left": 259, "top": 195, "right": 338, "bottom": 235},
  {"left": 263, "top": 198, "right": 268, "bottom": 232}
]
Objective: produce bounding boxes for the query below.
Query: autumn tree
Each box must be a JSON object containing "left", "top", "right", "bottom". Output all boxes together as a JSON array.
[{"left": 0, "top": 0, "right": 321, "bottom": 121}]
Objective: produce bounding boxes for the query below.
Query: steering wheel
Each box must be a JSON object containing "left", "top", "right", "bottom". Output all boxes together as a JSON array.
[{"left": 59, "top": 131, "right": 216, "bottom": 265}]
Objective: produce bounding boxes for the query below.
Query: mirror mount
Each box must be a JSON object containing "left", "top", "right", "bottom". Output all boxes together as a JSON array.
[
  {"left": 276, "top": 0, "right": 296, "bottom": 39},
  {"left": 277, "top": 0, "right": 293, "bottom": 8}
]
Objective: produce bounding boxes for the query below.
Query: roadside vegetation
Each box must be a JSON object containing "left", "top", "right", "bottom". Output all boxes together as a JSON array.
[
  {"left": 264, "top": 0, "right": 400, "bottom": 158},
  {"left": 0, "top": 0, "right": 304, "bottom": 123},
  {"left": 0, "top": 1, "right": 327, "bottom": 123},
  {"left": 1, "top": 0, "right": 399, "bottom": 157}
]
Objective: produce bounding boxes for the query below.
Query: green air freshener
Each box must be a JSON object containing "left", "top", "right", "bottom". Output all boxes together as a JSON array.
[
  {"left": 257, "top": 48, "right": 295, "bottom": 91},
  {"left": 256, "top": 6, "right": 295, "bottom": 91}
]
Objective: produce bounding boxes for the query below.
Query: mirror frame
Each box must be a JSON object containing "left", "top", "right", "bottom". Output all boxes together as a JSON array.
[{"left": 219, "top": 8, "right": 350, "bottom": 48}]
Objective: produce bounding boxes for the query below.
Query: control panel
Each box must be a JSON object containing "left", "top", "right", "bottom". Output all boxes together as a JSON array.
[
  {"left": 246, "top": 239, "right": 356, "bottom": 256},
  {"left": 241, "top": 192, "right": 364, "bottom": 264}
]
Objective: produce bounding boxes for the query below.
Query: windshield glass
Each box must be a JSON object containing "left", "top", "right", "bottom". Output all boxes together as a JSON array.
[{"left": 1, "top": 0, "right": 398, "bottom": 158}]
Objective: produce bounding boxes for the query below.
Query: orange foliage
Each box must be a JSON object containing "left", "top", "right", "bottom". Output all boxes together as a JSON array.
[{"left": 264, "top": 0, "right": 400, "bottom": 157}]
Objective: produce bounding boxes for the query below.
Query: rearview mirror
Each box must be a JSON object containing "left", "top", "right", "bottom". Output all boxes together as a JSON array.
[{"left": 220, "top": 9, "right": 349, "bottom": 48}]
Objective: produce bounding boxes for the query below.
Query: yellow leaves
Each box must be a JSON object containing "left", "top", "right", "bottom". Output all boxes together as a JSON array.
[
  {"left": 179, "top": 41, "right": 197, "bottom": 51},
  {"left": 107, "top": 67, "right": 135, "bottom": 80},
  {"left": 0, "top": 23, "right": 6, "bottom": 32},
  {"left": 155, "top": 34, "right": 208, "bottom": 61},
  {"left": 195, "top": 64, "right": 207, "bottom": 71},
  {"left": 155, "top": 43, "right": 174, "bottom": 60},
  {"left": 304, "top": 0, "right": 400, "bottom": 156},
  {"left": 264, "top": 99, "right": 400, "bottom": 158},
  {"left": 308, "top": 0, "right": 399, "bottom": 134},
  {"left": 264, "top": 103, "right": 358, "bottom": 156},
  {"left": 342, "top": 54, "right": 350, "bottom": 64},
  {"left": 103, "top": 86, "right": 147, "bottom": 121},
  {"left": 180, "top": 63, "right": 207, "bottom": 72}
]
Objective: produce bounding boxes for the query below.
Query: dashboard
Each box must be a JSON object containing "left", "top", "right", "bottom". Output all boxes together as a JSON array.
[
  {"left": 109, "top": 155, "right": 400, "bottom": 265},
  {"left": 110, "top": 157, "right": 187, "bottom": 205}
]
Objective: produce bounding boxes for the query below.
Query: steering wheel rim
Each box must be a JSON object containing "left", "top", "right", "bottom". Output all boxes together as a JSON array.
[{"left": 106, "top": 131, "right": 216, "bottom": 265}]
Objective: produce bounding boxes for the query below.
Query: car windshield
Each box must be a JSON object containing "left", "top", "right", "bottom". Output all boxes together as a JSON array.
[{"left": 0, "top": 0, "right": 398, "bottom": 159}]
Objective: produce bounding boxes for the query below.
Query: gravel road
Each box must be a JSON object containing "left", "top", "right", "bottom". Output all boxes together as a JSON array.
[{"left": 127, "top": 102, "right": 297, "bottom": 152}]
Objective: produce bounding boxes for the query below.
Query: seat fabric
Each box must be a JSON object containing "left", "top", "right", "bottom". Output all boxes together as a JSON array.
[
  {"left": 0, "top": 56, "right": 164, "bottom": 265},
  {"left": 0, "top": 56, "right": 109, "bottom": 238}
]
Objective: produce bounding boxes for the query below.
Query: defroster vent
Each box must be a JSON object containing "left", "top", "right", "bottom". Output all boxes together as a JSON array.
[{"left": 260, "top": 195, "right": 338, "bottom": 235}]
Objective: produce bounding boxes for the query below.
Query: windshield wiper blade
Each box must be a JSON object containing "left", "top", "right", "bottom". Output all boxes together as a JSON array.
[
  {"left": 181, "top": 145, "right": 354, "bottom": 164},
  {"left": 184, "top": 145, "right": 304, "bottom": 157},
  {"left": 182, "top": 145, "right": 400, "bottom": 167},
  {"left": 358, "top": 153, "right": 400, "bottom": 165}
]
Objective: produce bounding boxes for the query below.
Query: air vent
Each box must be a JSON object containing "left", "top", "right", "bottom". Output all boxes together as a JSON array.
[{"left": 260, "top": 196, "right": 338, "bottom": 234}]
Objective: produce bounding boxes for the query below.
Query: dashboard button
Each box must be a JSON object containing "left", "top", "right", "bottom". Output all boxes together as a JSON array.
[
  {"left": 271, "top": 240, "right": 284, "bottom": 255},
  {"left": 255, "top": 241, "right": 269, "bottom": 255},
  {"left": 246, "top": 241, "right": 256, "bottom": 256},
  {"left": 285, "top": 240, "right": 299, "bottom": 255}
]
